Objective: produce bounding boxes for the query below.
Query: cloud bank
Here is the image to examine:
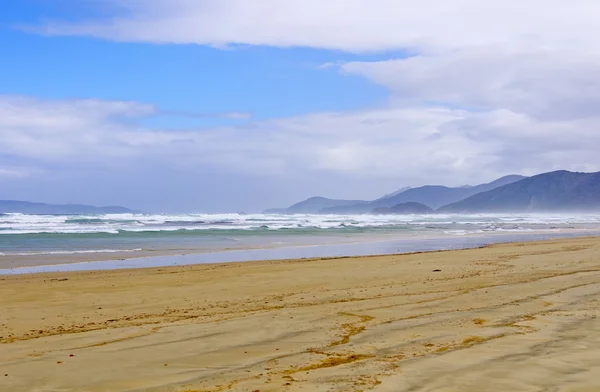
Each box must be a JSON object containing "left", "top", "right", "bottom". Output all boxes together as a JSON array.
[{"left": 2, "top": 95, "right": 598, "bottom": 186}]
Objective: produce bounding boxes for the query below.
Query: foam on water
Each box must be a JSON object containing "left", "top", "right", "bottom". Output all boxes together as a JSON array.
[
  {"left": 1, "top": 212, "right": 600, "bottom": 258},
  {"left": 1, "top": 212, "right": 599, "bottom": 235}
]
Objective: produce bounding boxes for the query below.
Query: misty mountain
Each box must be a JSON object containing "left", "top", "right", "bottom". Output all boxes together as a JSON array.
[
  {"left": 320, "top": 175, "right": 527, "bottom": 213},
  {"left": 263, "top": 196, "right": 369, "bottom": 214},
  {"left": 372, "top": 202, "right": 433, "bottom": 215},
  {"left": 376, "top": 186, "right": 412, "bottom": 201},
  {"left": 438, "top": 170, "right": 600, "bottom": 213},
  {"left": 0, "top": 200, "right": 136, "bottom": 215}
]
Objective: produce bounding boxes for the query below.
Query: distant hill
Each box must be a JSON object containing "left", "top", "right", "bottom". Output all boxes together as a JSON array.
[
  {"left": 372, "top": 202, "right": 433, "bottom": 215},
  {"left": 0, "top": 200, "right": 136, "bottom": 215},
  {"left": 321, "top": 175, "right": 526, "bottom": 213},
  {"left": 375, "top": 186, "right": 412, "bottom": 201},
  {"left": 264, "top": 196, "right": 368, "bottom": 214},
  {"left": 438, "top": 171, "right": 600, "bottom": 212}
]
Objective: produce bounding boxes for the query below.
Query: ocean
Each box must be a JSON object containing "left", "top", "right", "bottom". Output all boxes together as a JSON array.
[{"left": 2, "top": 212, "right": 600, "bottom": 273}]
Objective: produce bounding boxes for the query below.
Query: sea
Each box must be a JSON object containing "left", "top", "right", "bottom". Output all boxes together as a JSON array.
[{"left": 2, "top": 212, "right": 600, "bottom": 274}]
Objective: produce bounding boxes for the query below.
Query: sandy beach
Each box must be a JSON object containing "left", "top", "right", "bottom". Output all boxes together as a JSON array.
[{"left": 2, "top": 236, "right": 600, "bottom": 391}]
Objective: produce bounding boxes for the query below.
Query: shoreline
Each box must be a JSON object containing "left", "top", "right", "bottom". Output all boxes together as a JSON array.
[
  {"left": 2, "top": 236, "right": 600, "bottom": 391},
  {"left": 2, "top": 228, "right": 600, "bottom": 275}
]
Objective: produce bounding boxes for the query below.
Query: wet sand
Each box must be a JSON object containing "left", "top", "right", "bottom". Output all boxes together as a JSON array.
[
  {"left": 4, "top": 229, "right": 600, "bottom": 275},
  {"left": 0, "top": 249, "right": 186, "bottom": 269},
  {"left": 2, "top": 236, "right": 600, "bottom": 391}
]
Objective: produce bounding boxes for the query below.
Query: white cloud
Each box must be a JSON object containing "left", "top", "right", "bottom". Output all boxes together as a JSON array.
[
  {"left": 0, "top": 96, "right": 155, "bottom": 160},
  {"left": 342, "top": 48, "right": 600, "bottom": 120},
  {"left": 2, "top": 95, "right": 600, "bottom": 191},
  {"left": 28, "top": 0, "right": 600, "bottom": 53},
  {"left": 25, "top": 1, "right": 600, "bottom": 124},
  {"left": 221, "top": 112, "right": 252, "bottom": 120},
  {"left": 159, "top": 109, "right": 252, "bottom": 120}
]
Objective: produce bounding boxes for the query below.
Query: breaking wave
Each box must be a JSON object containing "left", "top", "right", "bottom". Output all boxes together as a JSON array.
[{"left": 0, "top": 212, "right": 598, "bottom": 236}]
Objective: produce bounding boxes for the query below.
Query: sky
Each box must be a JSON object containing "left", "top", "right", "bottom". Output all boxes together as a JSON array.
[{"left": 2, "top": 0, "right": 600, "bottom": 212}]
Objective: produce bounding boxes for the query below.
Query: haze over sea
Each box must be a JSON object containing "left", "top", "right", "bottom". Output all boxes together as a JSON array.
[{"left": 2, "top": 212, "right": 600, "bottom": 274}]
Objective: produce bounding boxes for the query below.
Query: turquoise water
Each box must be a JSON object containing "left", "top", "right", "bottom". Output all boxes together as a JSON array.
[
  {"left": 3, "top": 230, "right": 600, "bottom": 275},
  {"left": 1, "top": 212, "right": 600, "bottom": 257}
]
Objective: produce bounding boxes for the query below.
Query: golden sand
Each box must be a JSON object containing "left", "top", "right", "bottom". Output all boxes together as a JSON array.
[{"left": 2, "top": 237, "right": 600, "bottom": 391}]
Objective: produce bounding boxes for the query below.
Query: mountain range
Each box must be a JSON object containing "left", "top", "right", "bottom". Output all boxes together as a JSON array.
[
  {"left": 4, "top": 170, "right": 600, "bottom": 215},
  {"left": 0, "top": 200, "right": 136, "bottom": 215},
  {"left": 266, "top": 174, "right": 526, "bottom": 214},
  {"left": 322, "top": 175, "right": 526, "bottom": 213},
  {"left": 263, "top": 197, "right": 369, "bottom": 215},
  {"left": 439, "top": 170, "right": 600, "bottom": 213},
  {"left": 265, "top": 170, "right": 600, "bottom": 214}
]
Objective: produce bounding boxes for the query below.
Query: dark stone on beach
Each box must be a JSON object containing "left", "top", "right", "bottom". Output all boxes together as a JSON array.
[{"left": 433, "top": 269, "right": 442, "bottom": 272}]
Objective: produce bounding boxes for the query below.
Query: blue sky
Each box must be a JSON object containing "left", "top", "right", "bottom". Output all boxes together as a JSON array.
[
  {"left": 1, "top": 0, "right": 599, "bottom": 212},
  {"left": 1, "top": 2, "right": 397, "bottom": 125}
]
